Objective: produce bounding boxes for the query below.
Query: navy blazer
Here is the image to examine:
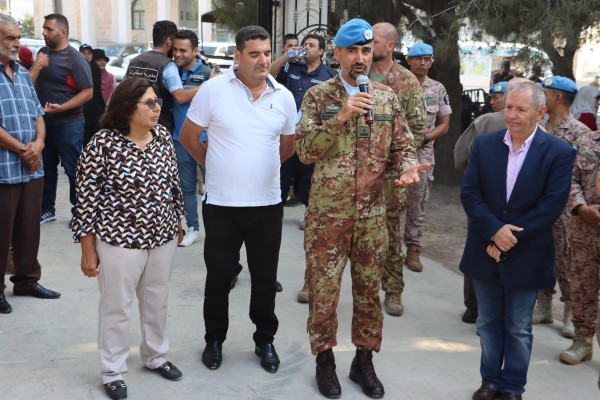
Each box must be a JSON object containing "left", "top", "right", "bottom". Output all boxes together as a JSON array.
[{"left": 459, "top": 128, "right": 576, "bottom": 290}]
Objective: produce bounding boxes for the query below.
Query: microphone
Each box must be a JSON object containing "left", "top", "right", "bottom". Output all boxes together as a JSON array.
[{"left": 356, "top": 74, "right": 373, "bottom": 125}]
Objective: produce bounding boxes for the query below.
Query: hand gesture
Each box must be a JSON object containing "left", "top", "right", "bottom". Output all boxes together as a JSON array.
[
  {"left": 577, "top": 204, "right": 600, "bottom": 225},
  {"left": 81, "top": 250, "right": 99, "bottom": 278},
  {"left": 43, "top": 102, "right": 63, "bottom": 114},
  {"left": 491, "top": 224, "right": 523, "bottom": 251},
  {"left": 394, "top": 163, "right": 431, "bottom": 187},
  {"left": 36, "top": 52, "right": 49, "bottom": 68},
  {"left": 337, "top": 92, "right": 373, "bottom": 123}
]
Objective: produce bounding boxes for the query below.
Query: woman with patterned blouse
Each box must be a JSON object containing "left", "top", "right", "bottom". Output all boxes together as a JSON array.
[{"left": 72, "top": 78, "right": 185, "bottom": 400}]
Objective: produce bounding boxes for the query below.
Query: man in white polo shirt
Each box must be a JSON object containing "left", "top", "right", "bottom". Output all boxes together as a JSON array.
[{"left": 179, "top": 25, "right": 296, "bottom": 374}]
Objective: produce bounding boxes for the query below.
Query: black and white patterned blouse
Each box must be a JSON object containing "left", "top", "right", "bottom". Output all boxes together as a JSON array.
[{"left": 72, "top": 124, "right": 184, "bottom": 250}]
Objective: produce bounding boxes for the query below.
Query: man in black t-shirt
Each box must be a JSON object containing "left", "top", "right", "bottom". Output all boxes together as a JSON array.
[{"left": 36, "top": 13, "right": 93, "bottom": 225}]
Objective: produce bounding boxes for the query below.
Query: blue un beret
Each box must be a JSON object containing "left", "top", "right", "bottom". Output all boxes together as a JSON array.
[
  {"left": 542, "top": 76, "right": 578, "bottom": 94},
  {"left": 406, "top": 43, "right": 433, "bottom": 57},
  {"left": 334, "top": 18, "right": 374, "bottom": 48},
  {"left": 489, "top": 82, "right": 507, "bottom": 94}
]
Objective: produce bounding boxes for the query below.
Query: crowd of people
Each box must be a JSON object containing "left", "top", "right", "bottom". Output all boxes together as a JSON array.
[{"left": 1, "top": 10, "right": 600, "bottom": 400}]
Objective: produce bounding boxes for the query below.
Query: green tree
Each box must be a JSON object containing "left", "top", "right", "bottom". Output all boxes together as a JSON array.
[
  {"left": 211, "top": 0, "right": 259, "bottom": 33},
  {"left": 460, "top": 0, "right": 600, "bottom": 80},
  {"left": 20, "top": 13, "right": 35, "bottom": 37}
]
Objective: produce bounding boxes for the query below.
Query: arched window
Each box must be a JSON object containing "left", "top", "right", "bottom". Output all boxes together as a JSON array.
[{"left": 131, "top": 0, "right": 145, "bottom": 30}]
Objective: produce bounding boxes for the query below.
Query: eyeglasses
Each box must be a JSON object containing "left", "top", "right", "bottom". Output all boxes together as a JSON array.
[{"left": 138, "top": 98, "right": 163, "bottom": 109}]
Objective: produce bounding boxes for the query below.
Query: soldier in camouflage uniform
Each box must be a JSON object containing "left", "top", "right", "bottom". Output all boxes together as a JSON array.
[
  {"left": 559, "top": 128, "right": 600, "bottom": 365},
  {"left": 532, "top": 77, "right": 590, "bottom": 341},
  {"left": 295, "top": 18, "right": 425, "bottom": 399},
  {"left": 369, "top": 22, "right": 426, "bottom": 317},
  {"left": 403, "top": 43, "right": 452, "bottom": 272}
]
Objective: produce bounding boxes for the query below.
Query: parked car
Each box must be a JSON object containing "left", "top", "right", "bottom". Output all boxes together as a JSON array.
[
  {"left": 200, "top": 41, "right": 235, "bottom": 70},
  {"left": 19, "top": 37, "right": 46, "bottom": 58},
  {"left": 98, "top": 42, "right": 147, "bottom": 68}
]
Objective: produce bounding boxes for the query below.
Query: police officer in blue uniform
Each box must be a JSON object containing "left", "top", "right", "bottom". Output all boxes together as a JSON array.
[{"left": 271, "top": 33, "right": 337, "bottom": 208}]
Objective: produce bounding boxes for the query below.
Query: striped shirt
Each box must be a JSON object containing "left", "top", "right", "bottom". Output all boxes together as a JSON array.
[
  {"left": 504, "top": 128, "right": 536, "bottom": 202},
  {"left": 0, "top": 60, "right": 45, "bottom": 184}
]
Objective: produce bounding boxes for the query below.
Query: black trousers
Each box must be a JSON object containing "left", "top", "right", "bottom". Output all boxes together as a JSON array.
[
  {"left": 202, "top": 201, "right": 282, "bottom": 345},
  {"left": 280, "top": 152, "right": 314, "bottom": 206},
  {"left": 464, "top": 275, "right": 478, "bottom": 310}
]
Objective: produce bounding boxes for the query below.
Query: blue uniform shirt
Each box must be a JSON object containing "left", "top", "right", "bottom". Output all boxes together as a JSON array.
[
  {"left": 276, "top": 61, "right": 337, "bottom": 110},
  {"left": 173, "top": 60, "right": 213, "bottom": 141},
  {"left": 0, "top": 61, "right": 45, "bottom": 184}
]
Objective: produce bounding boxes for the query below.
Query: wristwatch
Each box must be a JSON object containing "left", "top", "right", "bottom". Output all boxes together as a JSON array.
[{"left": 422, "top": 135, "right": 430, "bottom": 145}]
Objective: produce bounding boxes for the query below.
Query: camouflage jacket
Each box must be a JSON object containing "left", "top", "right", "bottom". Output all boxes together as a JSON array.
[
  {"left": 569, "top": 129, "right": 600, "bottom": 214},
  {"left": 540, "top": 114, "right": 590, "bottom": 147},
  {"left": 296, "top": 75, "right": 417, "bottom": 219},
  {"left": 373, "top": 62, "right": 426, "bottom": 144}
]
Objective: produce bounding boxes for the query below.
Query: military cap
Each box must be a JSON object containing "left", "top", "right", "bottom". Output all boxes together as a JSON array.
[
  {"left": 406, "top": 43, "right": 433, "bottom": 57},
  {"left": 500, "top": 59, "right": 510, "bottom": 67},
  {"left": 489, "top": 82, "right": 507, "bottom": 94},
  {"left": 542, "top": 76, "right": 578, "bottom": 93},
  {"left": 334, "top": 18, "right": 374, "bottom": 48}
]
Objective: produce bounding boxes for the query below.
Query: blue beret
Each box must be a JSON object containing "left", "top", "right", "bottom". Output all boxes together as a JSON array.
[
  {"left": 500, "top": 60, "right": 510, "bottom": 67},
  {"left": 489, "top": 82, "right": 507, "bottom": 94},
  {"left": 334, "top": 18, "right": 373, "bottom": 48},
  {"left": 542, "top": 76, "right": 578, "bottom": 94},
  {"left": 595, "top": 73, "right": 600, "bottom": 79},
  {"left": 406, "top": 43, "right": 433, "bottom": 57}
]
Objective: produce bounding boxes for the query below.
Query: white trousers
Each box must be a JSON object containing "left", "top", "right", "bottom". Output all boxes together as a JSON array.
[{"left": 96, "top": 239, "right": 177, "bottom": 384}]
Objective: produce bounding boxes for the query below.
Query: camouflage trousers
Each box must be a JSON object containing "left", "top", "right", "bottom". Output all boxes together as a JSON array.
[
  {"left": 305, "top": 213, "right": 387, "bottom": 355},
  {"left": 569, "top": 215, "right": 600, "bottom": 337},
  {"left": 540, "top": 212, "right": 573, "bottom": 300},
  {"left": 381, "top": 178, "right": 408, "bottom": 294},
  {"left": 403, "top": 150, "right": 433, "bottom": 246}
]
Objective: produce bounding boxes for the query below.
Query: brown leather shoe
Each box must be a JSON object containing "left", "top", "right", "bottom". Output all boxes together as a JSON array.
[
  {"left": 349, "top": 349, "right": 384, "bottom": 398},
  {"left": 473, "top": 383, "right": 499, "bottom": 400},
  {"left": 500, "top": 393, "right": 522, "bottom": 400},
  {"left": 315, "top": 349, "right": 341, "bottom": 398}
]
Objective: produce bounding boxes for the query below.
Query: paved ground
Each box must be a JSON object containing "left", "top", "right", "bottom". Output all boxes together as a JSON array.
[{"left": 1, "top": 174, "right": 599, "bottom": 400}]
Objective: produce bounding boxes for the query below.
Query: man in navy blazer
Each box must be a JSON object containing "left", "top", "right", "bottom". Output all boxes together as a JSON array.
[{"left": 460, "top": 81, "right": 576, "bottom": 400}]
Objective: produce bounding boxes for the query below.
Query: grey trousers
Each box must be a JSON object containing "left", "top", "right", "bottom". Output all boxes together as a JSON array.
[{"left": 96, "top": 238, "right": 177, "bottom": 383}]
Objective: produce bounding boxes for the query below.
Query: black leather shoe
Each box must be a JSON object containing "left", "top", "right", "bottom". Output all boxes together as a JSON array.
[
  {"left": 276, "top": 281, "right": 283, "bottom": 292},
  {"left": 104, "top": 380, "right": 127, "bottom": 400},
  {"left": 473, "top": 383, "right": 500, "bottom": 400},
  {"left": 230, "top": 263, "right": 243, "bottom": 290},
  {"left": 462, "top": 307, "right": 478, "bottom": 324},
  {"left": 146, "top": 361, "right": 182, "bottom": 380},
  {"left": 0, "top": 294, "right": 12, "bottom": 314},
  {"left": 316, "top": 349, "right": 341, "bottom": 398},
  {"left": 349, "top": 349, "right": 384, "bottom": 398},
  {"left": 13, "top": 283, "right": 61, "bottom": 299},
  {"left": 202, "top": 341, "right": 222, "bottom": 370},
  {"left": 255, "top": 343, "right": 280, "bottom": 373}
]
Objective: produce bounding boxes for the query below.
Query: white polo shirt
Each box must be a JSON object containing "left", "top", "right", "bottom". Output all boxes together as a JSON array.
[{"left": 186, "top": 65, "right": 296, "bottom": 207}]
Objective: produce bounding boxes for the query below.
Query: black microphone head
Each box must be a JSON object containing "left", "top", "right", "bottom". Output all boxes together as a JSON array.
[{"left": 356, "top": 74, "right": 369, "bottom": 86}]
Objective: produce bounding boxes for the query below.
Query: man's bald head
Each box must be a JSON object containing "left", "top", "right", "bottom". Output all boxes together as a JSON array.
[
  {"left": 373, "top": 22, "right": 397, "bottom": 43},
  {"left": 372, "top": 22, "right": 399, "bottom": 63}
]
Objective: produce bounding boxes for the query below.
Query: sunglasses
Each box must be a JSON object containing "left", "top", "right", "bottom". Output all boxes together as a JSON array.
[{"left": 138, "top": 98, "right": 163, "bottom": 109}]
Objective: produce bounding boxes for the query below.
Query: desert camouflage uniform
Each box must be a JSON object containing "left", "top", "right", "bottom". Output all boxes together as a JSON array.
[
  {"left": 539, "top": 116, "right": 590, "bottom": 301},
  {"left": 296, "top": 75, "right": 416, "bottom": 355},
  {"left": 370, "top": 63, "right": 426, "bottom": 294},
  {"left": 404, "top": 76, "right": 451, "bottom": 246},
  {"left": 567, "top": 129, "right": 600, "bottom": 337}
]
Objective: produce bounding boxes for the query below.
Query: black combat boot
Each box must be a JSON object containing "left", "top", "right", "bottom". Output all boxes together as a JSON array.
[
  {"left": 315, "top": 349, "right": 341, "bottom": 398},
  {"left": 349, "top": 348, "right": 385, "bottom": 398}
]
